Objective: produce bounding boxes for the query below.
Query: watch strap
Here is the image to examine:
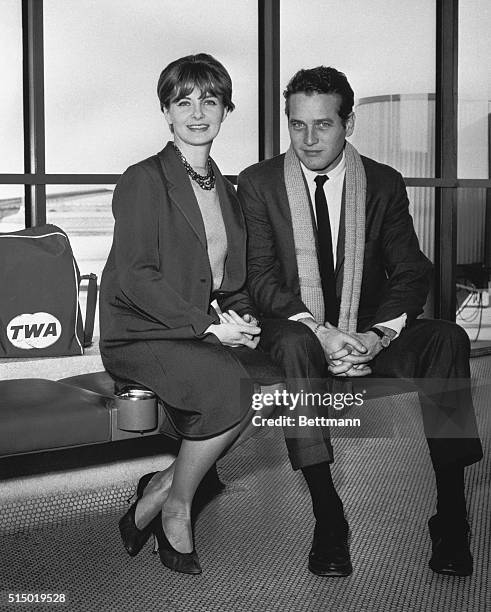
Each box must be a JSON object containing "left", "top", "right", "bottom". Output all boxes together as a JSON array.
[
  {"left": 368, "top": 326, "right": 394, "bottom": 348},
  {"left": 368, "top": 326, "right": 385, "bottom": 339},
  {"left": 373, "top": 325, "right": 398, "bottom": 340}
]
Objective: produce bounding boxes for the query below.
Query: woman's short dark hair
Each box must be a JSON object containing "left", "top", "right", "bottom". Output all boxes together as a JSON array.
[
  {"left": 157, "top": 53, "right": 235, "bottom": 113},
  {"left": 283, "top": 66, "right": 354, "bottom": 126}
]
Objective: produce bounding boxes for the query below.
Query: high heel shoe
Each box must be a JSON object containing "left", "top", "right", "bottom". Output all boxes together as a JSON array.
[
  {"left": 152, "top": 516, "right": 202, "bottom": 575},
  {"left": 119, "top": 472, "right": 158, "bottom": 557}
]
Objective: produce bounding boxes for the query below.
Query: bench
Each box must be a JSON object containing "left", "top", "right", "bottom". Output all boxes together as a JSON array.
[
  {"left": 2, "top": 330, "right": 461, "bottom": 460},
  {"left": 0, "top": 349, "right": 284, "bottom": 458}
]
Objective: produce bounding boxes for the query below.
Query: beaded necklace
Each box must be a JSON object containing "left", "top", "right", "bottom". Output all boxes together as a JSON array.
[{"left": 172, "top": 143, "right": 216, "bottom": 190}]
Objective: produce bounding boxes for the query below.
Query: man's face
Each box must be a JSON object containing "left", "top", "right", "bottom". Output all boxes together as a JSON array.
[{"left": 287, "top": 92, "right": 354, "bottom": 173}]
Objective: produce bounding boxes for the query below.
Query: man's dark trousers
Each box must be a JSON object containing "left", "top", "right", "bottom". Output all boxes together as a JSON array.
[{"left": 259, "top": 317, "right": 483, "bottom": 471}]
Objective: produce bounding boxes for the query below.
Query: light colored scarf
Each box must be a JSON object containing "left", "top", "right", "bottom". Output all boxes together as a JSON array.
[{"left": 284, "top": 141, "right": 366, "bottom": 332}]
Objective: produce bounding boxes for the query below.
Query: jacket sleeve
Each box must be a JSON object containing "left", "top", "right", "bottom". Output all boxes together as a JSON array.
[
  {"left": 112, "top": 164, "right": 217, "bottom": 338},
  {"left": 372, "top": 172, "right": 432, "bottom": 324},
  {"left": 217, "top": 286, "right": 257, "bottom": 317},
  {"left": 237, "top": 171, "right": 311, "bottom": 319}
]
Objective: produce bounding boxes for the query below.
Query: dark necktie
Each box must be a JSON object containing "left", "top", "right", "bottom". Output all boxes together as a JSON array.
[{"left": 314, "top": 175, "right": 338, "bottom": 324}]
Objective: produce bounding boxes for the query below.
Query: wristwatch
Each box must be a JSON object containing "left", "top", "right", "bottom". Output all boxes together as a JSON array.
[{"left": 368, "top": 326, "right": 397, "bottom": 348}]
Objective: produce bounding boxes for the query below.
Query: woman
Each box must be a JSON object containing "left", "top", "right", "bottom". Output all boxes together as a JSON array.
[{"left": 100, "top": 54, "right": 276, "bottom": 575}]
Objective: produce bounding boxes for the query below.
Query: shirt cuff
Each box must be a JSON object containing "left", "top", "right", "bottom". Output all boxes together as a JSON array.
[
  {"left": 289, "top": 312, "right": 314, "bottom": 322},
  {"left": 373, "top": 313, "right": 407, "bottom": 339},
  {"left": 210, "top": 298, "right": 222, "bottom": 315}
]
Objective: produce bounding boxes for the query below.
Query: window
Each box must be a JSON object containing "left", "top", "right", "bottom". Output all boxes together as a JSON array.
[
  {"left": 43, "top": 0, "right": 258, "bottom": 175},
  {"left": 45, "top": 185, "right": 115, "bottom": 279},
  {"left": 407, "top": 187, "right": 435, "bottom": 262},
  {"left": 1, "top": 1, "right": 490, "bottom": 334},
  {"left": 280, "top": 0, "right": 436, "bottom": 177},
  {"left": 458, "top": 0, "right": 491, "bottom": 179},
  {"left": 456, "top": 189, "right": 491, "bottom": 344},
  {"left": 0, "top": 185, "right": 24, "bottom": 232},
  {"left": 351, "top": 95, "right": 434, "bottom": 178},
  {"left": 0, "top": 0, "right": 23, "bottom": 172},
  {"left": 45, "top": 184, "right": 115, "bottom": 340}
]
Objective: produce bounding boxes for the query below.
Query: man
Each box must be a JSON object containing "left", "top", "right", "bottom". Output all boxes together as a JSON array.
[{"left": 237, "top": 66, "right": 482, "bottom": 578}]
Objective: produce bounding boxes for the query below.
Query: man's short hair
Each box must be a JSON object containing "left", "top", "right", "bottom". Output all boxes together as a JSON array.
[
  {"left": 157, "top": 53, "right": 235, "bottom": 113},
  {"left": 283, "top": 66, "right": 354, "bottom": 125}
]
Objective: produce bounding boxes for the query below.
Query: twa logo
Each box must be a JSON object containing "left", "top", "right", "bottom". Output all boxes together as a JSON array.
[{"left": 7, "top": 312, "right": 62, "bottom": 350}]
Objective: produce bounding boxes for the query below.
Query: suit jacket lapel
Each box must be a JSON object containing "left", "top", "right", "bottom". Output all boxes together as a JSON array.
[{"left": 157, "top": 143, "right": 207, "bottom": 249}]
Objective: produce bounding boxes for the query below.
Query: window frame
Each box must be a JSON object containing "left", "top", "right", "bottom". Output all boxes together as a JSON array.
[{"left": 1, "top": 0, "right": 490, "bottom": 324}]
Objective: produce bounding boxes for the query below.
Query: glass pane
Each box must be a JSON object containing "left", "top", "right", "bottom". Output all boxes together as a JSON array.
[
  {"left": 458, "top": 0, "right": 491, "bottom": 178},
  {"left": 406, "top": 186, "right": 435, "bottom": 318},
  {"left": 45, "top": 186, "right": 114, "bottom": 281},
  {"left": 407, "top": 187, "right": 434, "bottom": 263},
  {"left": 0, "top": 0, "right": 23, "bottom": 172},
  {"left": 0, "top": 185, "right": 24, "bottom": 232},
  {"left": 280, "top": 0, "right": 436, "bottom": 177},
  {"left": 456, "top": 188, "right": 491, "bottom": 347},
  {"left": 44, "top": 0, "right": 258, "bottom": 175},
  {"left": 46, "top": 185, "right": 115, "bottom": 340},
  {"left": 352, "top": 95, "right": 435, "bottom": 177}
]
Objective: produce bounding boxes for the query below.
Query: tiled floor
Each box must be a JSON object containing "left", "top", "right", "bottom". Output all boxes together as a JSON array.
[{"left": 1, "top": 357, "right": 489, "bottom": 612}]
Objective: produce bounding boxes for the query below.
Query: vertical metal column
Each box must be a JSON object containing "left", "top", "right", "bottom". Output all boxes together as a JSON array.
[
  {"left": 22, "top": 0, "right": 46, "bottom": 227},
  {"left": 258, "top": 0, "right": 280, "bottom": 161},
  {"left": 434, "top": 0, "right": 458, "bottom": 320}
]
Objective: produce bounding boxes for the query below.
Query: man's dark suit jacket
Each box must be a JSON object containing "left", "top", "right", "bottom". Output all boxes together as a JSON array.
[{"left": 237, "top": 150, "right": 432, "bottom": 331}]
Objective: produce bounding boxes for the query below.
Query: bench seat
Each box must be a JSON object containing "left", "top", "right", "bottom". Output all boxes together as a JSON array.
[
  {"left": 0, "top": 378, "right": 110, "bottom": 456},
  {"left": 0, "top": 365, "right": 284, "bottom": 458}
]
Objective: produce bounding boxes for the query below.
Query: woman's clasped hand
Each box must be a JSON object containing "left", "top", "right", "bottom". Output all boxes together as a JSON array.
[{"left": 208, "top": 310, "right": 261, "bottom": 348}]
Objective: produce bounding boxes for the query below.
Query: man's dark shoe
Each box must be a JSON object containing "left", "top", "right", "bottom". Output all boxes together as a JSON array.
[
  {"left": 428, "top": 514, "right": 473, "bottom": 577},
  {"left": 308, "top": 522, "right": 352, "bottom": 577}
]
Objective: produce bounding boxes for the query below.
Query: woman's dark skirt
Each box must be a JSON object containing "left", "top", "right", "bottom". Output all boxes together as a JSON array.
[{"left": 101, "top": 338, "right": 281, "bottom": 440}]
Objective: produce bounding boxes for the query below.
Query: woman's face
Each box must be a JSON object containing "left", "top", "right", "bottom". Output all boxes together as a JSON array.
[{"left": 163, "top": 87, "right": 228, "bottom": 149}]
